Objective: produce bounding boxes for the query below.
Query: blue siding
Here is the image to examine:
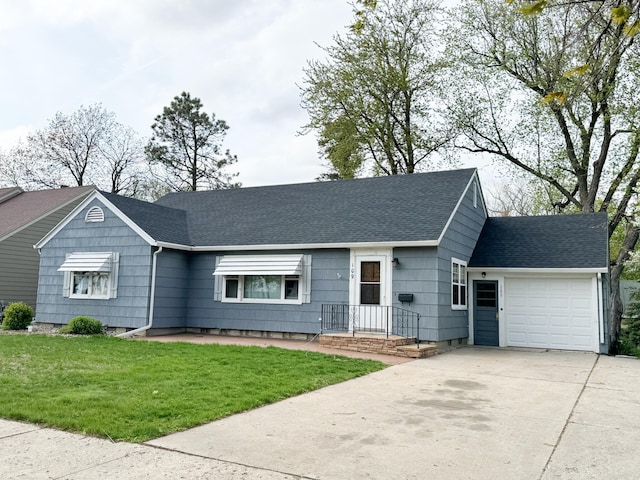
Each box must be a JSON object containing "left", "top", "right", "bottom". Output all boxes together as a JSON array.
[
  {"left": 391, "top": 247, "right": 439, "bottom": 341},
  {"left": 186, "top": 249, "right": 350, "bottom": 334},
  {"left": 34, "top": 180, "right": 488, "bottom": 342},
  {"left": 36, "top": 199, "right": 153, "bottom": 328},
  {"left": 435, "top": 178, "right": 487, "bottom": 341},
  {"left": 152, "top": 249, "right": 190, "bottom": 329}
]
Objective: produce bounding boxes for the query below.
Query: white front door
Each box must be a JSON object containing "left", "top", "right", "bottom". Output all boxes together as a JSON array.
[{"left": 349, "top": 249, "right": 392, "bottom": 333}]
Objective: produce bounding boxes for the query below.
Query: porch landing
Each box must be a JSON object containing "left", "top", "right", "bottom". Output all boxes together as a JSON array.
[{"left": 319, "top": 333, "right": 438, "bottom": 359}]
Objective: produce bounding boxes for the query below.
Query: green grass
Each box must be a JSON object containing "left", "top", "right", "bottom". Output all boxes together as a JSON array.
[{"left": 0, "top": 335, "right": 385, "bottom": 442}]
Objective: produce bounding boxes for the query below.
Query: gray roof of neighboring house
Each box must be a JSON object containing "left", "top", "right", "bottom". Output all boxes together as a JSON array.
[
  {"left": 153, "top": 168, "right": 477, "bottom": 246},
  {"left": 0, "top": 186, "right": 94, "bottom": 240},
  {"left": 101, "top": 192, "right": 191, "bottom": 246},
  {"left": 468, "top": 213, "right": 609, "bottom": 269}
]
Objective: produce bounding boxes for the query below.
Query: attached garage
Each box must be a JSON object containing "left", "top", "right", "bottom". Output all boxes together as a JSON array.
[
  {"left": 467, "top": 214, "right": 609, "bottom": 353},
  {"left": 504, "top": 277, "right": 597, "bottom": 351}
]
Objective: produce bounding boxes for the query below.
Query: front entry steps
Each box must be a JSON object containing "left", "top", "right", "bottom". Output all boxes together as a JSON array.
[{"left": 319, "top": 333, "right": 438, "bottom": 359}]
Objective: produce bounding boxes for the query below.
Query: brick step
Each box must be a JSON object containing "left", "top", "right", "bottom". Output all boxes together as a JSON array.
[
  {"left": 395, "top": 344, "right": 438, "bottom": 358},
  {"left": 319, "top": 333, "right": 438, "bottom": 359}
]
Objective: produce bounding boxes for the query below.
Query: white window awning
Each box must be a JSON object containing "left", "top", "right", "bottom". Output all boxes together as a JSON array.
[
  {"left": 58, "top": 252, "right": 113, "bottom": 272},
  {"left": 213, "top": 255, "right": 303, "bottom": 276}
]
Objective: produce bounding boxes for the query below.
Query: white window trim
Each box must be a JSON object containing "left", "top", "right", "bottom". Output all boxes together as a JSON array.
[
  {"left": 214, "top": 254, "right": 311, "bottom": 305},
  {"left": 451, "top": 257, "right": 468, "bottom": 310},
  {"left": 473, "top": 181, "right": 478, "bottom": 208},
  {"left": 69, "top": 272, "right": 111, "bottom": 299},
  {"left": 62, "top": 252, "right": 119, "bottom": 300},
  {"left": 222, "top": 274, "right": 302, "bottom": 305}
]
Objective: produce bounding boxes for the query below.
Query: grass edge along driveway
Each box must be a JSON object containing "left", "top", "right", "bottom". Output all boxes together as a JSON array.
[{"left": 0, "top": 335, "right": 386, "bottom": 442}]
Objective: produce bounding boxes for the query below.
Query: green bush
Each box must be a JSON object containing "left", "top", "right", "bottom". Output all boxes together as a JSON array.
[
  {"left": 59, "top": 316, "right": 104, "bottom": 335},
  {"left": 623, "top": 316, "right": 640, "bottom": 345},
  {"left": 618, "top": 334, "right": 640, "bottom": 357},
  {"left": 619, "top": 316, "right": 640, "bottom": 358},
  {"left": 2, "top": 302, "right": 34, "bottom": 330}
]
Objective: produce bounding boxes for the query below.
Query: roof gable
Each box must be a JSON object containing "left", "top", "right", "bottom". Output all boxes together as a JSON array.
[
  {"left": 155, "top": 169, "right": 478, "bottom": 248},
  {"left": 100, "top": 192, "right": 191, "bottom": 245},
  {"left": 36, "top": 191, "right": 191, "bottom": 249},
  {"left": 0, "top": 186, "right": 94, "bottom": 241},
  {"left": 468, "top": 213, "right": 609, "bottom": 270}
]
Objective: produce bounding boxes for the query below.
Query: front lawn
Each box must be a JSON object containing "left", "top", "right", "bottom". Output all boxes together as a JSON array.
[{"left": 0, "top": 335, "right": 385, "bottom": 442}]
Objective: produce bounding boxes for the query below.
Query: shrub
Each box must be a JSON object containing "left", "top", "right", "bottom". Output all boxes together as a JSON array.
[
  {"left": 2, "top": 302, "right": 34, "bottom": 330},
  {"left": 59, "top": 316, "right": 104, "bottom": 335},
  {"left": 619, "top": 316, "right": 640, "bottom": 358}
]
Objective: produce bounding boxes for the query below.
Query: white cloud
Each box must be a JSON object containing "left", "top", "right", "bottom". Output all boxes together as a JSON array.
[
  {"left": 0, "top": 126, "right": 31, "bottom": 150},
  {"left": 0, "top": 1, "right": 359, "bottom": 186}
]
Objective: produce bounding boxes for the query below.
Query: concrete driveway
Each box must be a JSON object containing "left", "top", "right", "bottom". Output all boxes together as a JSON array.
[{"left": 1, "top": 347, "right": 639, "bottom": 479}]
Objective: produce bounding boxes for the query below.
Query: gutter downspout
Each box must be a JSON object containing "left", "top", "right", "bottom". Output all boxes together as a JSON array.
[
  {"left": 597, "top": 272, "right": 604, "bottom": 346},
  {"left": 118, "top": 246, "right": 162, "bottom": 338}
]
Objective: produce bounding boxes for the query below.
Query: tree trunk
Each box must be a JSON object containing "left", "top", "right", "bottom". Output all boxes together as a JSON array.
[
  {"left": 608, "top": 223, "right": 640, "bottom": 354},
  {"left": 608, "top": 265, "right": 624, "bottom": 354}
]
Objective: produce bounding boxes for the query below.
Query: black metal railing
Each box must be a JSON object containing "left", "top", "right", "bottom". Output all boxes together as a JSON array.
[{"left": 321, "top": 304, "right": 421, "bottom": 344}]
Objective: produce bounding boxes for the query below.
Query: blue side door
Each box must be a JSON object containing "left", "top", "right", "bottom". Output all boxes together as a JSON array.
[{"left": 473, "top": 280, "right": 499, "bottom": 346}]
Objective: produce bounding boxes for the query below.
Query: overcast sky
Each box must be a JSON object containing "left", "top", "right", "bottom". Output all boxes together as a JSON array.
[{"left": 0, "top": 0, "right": 495, "bottom": 189}]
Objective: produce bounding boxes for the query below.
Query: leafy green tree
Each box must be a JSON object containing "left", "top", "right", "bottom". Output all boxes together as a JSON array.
[
  {"left": 146, "top": 92, "right": 239, "bottom": 191},
  {"left": 621, "top": 288, "right": 640, "bottom": 356},
  {"left": 447, "top": 0, "right": 640, "bottom": 351},
  {"left": 301, "top": 0, "right": 453, "bottom": 179}
]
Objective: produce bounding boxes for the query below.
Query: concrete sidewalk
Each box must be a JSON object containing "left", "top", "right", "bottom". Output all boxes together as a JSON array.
[
  {"left": 139, "top": 332, "right": 415, "bottom": 365},
  {"left": 1, "top": 348, "right": 639, "bottom": 479}
]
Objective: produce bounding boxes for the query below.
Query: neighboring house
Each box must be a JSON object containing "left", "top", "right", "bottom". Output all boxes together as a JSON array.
[
  {"left": 33, "top": 169, "right": 610, "bottom": 353},
  {"left": 0, "top": 186, "right": 94, "bottom": 311},
  {"left": 621, "top": 280, "right": 640, "bottom": 317}
]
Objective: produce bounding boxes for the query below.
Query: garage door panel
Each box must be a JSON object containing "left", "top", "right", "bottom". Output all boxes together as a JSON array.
[
  {"left": 505, "top": 277, "right": 595, "bottom": 352},
  {"left": 548, "top": 298, "right": 570, "bottom": 309},
  {"left": 507, "top": 332, "right": 527, "bottom": 344},
  {"left": 571, "top": 316, "right": 591, "bottom": 328},
  {"left": 549, "top": 315, "right": 569, "bottom": 327},
  {"left": 571, "top": 304, "right": 591, "bottom": 314},
  {"left": 570, "top": 335, "right": 594, "bottom": 349}
]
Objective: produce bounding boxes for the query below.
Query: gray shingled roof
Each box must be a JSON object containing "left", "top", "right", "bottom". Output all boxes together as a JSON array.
[
  {"left": 101, "top": 192, "right": 191, "bottom": 245},
  {"left": 153, "top": 169, "right": 477, "bottom": 247},
  {"left": 468, "top": 213, "right": 609, "bottom": 269}
]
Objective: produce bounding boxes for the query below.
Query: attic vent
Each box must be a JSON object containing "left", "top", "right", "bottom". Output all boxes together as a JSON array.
[{"left": 85, "top": 206, "right": 105, "bottom": 223}]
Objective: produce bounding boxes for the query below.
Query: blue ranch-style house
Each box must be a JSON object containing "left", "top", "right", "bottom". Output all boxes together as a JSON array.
[{"left": 34, "top": 169, "right": 610, "bottom": 353}]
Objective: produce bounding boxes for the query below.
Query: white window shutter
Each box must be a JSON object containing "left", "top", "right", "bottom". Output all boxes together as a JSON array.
[
  {"left": 63, "top": 270, "right": 71, "bottom": 298},
  {"left": 213, "top": 256, "right": 222, "bottom": 301},
  {"left": 302, "top": 255, "right": 312, "bottom": 303},
  {"left": 110, "top": 252, "right": 120, "bottom": 299}
]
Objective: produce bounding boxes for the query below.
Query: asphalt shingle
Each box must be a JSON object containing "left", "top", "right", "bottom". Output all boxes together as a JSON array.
[
  {"left": 101, "top": 192, "right": 191, "bottom": 246},
  {"left": 153, "top": 169, "right": 477, "bottom": 246},
  {"left": 468, "top": 213, "right": 609, "bottom": 269}
]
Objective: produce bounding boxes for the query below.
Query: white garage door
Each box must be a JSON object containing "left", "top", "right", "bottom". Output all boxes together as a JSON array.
[{"left": 505, "top": 277, "right": 596, "bottom": 351}]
